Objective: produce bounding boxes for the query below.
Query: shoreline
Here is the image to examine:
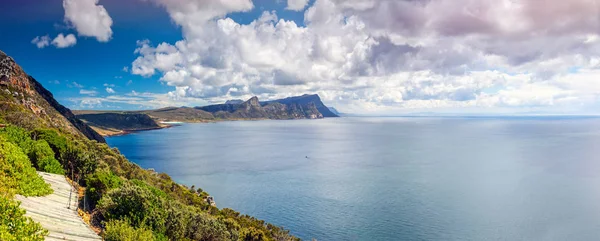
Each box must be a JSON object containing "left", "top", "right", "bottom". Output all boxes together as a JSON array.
[
  {"left": 100, "top": 117, "right": 330, "bottom": 137},
  {"left": 94, "top": 125, "right": 174, "bottom": 137}
]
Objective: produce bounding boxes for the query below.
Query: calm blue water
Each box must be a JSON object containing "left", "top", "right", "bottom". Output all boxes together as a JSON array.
[{"left": 107, "top": 117, "right": 600, "bottom": 240}]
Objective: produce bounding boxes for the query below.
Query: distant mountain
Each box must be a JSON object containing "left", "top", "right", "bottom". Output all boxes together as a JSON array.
[
  {"left": 262, "top": 94, "right": 339, "bottom": 117},
  {"left": 74, "top": 94, "right": 339, "bottom": 136},
  {"left": 0, "top": 50, "right": 104, "bottom": 142},
  {"left": 197, "top": 94, "right": 339, "bottom": 120}
]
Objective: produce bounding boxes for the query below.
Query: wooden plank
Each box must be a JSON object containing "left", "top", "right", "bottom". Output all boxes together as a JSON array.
[{"left": 16, "top": 172, "right": 102, "bottom": 241}]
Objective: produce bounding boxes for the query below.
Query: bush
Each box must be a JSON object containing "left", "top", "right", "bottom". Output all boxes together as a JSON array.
[
  {"left": 239, "top": 227, "right": 267, "bottom": 241},
  {"left": 37, "top": 156, "right": 65, "bottom": 175},
  {"left": 29, "top": 140, "right": 64, "bottom": 174},
  {"left": 32, "top": 129, "right": 67, "bottom": 161},
  {"left": 186, "top": 212, "right": 233, "bottom": 241},
  {"left": 0, "top": 196, "right": 48, "bottom": 241},
  {"left": 0, "top": 126, "right": 33, "bottom": 154},
  {"left": 103, "top": 219, "right": 154, "bottom": 241},
  {"left": 97, "top": 182, "right": 167, "bottom": 233},
  {"left": 85, "top": 170, "right": 122, "bottom": 209},
  {"left": 0, "top": 137, "right": 52, "bottom": 197}
]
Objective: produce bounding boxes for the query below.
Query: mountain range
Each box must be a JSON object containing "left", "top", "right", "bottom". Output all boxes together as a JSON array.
[{"left": 74, "top": 94, "right": 339, "bottom": 136}]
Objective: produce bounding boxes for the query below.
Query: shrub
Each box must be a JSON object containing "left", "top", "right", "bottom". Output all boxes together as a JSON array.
[
  {"left": 186, "top": 212, "right": 233, "bottom": 241},
  {"left": 239, "top": 227, "right": 267, "bottom": 241},
  {"left": 97, "top": 182, "right": 167, "bottom": 233},
  {"left": 85, "top": 170, "right": 122, "bottom": 209},
  {"left": 0, "top": 126, "right": 33, "bottom": 154},
  {"left": 29, "top": 140, "right": 64, "bottom": 174},
  {"left": 31, "top": 129, "right": 67, "bottom": 161},
  {"left": 37, "top": 156, "right": 65, "bottom": 175},
  {"left": 0, "top": 137, "right": 52, "bottom": 197},
  {"left": 103, "top": 219, "right": 154, "bottom": 241},
  {"left": 0, "top": 196, "right": 48, "bottom": 241}
]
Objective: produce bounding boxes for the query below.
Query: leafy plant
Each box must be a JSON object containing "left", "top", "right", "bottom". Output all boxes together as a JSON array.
[
  {"left": 103, "top": 219, "right": 155, "bottom": 241},
  {"left": 0, "top": 196, "right": 48, "bottom": 241},
  {"left": 29, "top": 140, "right": 64, "bottom": 174},
  {"left": 0, "top": 136, "right": 52, "bottom": 197}
]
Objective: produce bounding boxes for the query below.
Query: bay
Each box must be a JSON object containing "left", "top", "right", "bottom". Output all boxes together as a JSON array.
[{"left": 106, "top": 117, "right": 600, "bottom": 240}]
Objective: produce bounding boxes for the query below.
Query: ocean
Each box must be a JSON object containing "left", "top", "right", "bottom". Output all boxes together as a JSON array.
[{"left": 106, "top": 117, "right": 600, "bottom": 240}]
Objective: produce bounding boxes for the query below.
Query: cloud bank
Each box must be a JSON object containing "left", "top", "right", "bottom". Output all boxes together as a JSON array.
[{"left": 130, "top": 0, "right": 600, "bottom": 114}]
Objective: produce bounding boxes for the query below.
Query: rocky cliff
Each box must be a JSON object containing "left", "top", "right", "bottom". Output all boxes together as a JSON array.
[
  {"left": 0, "top": 50, "right": 105, "bottom": 142},
  {"left": 197, "top": 94, "right": 338, "bottom": 120}
]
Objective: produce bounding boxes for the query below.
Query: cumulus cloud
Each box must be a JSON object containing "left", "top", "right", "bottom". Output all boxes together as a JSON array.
[
  {"left": 286, "top": 0, "right": 309, "bottom": 11},
  {"left": 105, "top": 87, "right": 115, "bottom": 93},
  {"left": 31, "top": 35, "right": 51, "bottom": 49},
  {"left": 63, "top": 0, "right": 113, "bottom": 42},
  {"left": 70, "top": 91, "right": 208, "bottom": 109},
  {"left": 131, "top": 0, "right": 600, "bottom": 114},
  {"left": 52, "top": 33, "right": 77, "bottom": 48}
]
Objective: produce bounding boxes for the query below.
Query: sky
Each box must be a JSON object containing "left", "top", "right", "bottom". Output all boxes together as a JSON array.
[{"left": 1, "top": 0, "right": 599, "bottom": 115}]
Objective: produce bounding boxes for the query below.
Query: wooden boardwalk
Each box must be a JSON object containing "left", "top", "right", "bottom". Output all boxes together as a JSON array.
[{"left": 15, "top": 172, "right": 102, "bottom": 241}]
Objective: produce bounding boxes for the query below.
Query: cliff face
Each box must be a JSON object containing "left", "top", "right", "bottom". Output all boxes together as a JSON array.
[
  {"left": 0, "top": 50, "right": 105, "bottom": 142},
  {"left": 264, "top": 94, "right": 338, "bottom": 117},
  {"left": 198, "top": 94, "right": 337, "bottom": 120}
]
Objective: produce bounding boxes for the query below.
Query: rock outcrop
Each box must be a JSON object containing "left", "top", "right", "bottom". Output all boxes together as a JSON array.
[
  {"left": 0, "top": 50, "right": 105, "bottom": 143},
  {"left": 198, "top": 94, "right": 339, "bottom": 120}
]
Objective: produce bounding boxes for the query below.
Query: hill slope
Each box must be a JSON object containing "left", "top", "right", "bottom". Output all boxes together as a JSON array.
[
  {"left": 0, "top": 51, "right": 104, "bottom": 143},
  {"left": 0, "top": 50, "right": 299, "bottom": 241},
  {"left": 76, "top": 112, "right": 162, "bottom": 136}
]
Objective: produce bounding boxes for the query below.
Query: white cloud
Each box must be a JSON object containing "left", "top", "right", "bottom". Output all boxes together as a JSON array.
[
  {"left": 52, "top": 33, "right": 77, "bottom": 48},
  {"left": 70, "top": 91, "right": 208, "bottom": 109},
  {"left": 63, "top": 0, "right": 113, "bottom": 42},
  {"left": 130, "top": 0, "right": 600, "bottom": 114},
  {"left": 69, "top": 81, "right": 84, "bottom": 88},
  {"left": 286, "top": 0, "right": 309, "bottom": 11},
  {"left": 105, "top": 87, "right": 115, "bottom": 93},
  {"left": 80, "top": 89, "right": 98, "bottom": 96},
  {"left": 31, "top": 35, "right": 51, "bottom": 49}
]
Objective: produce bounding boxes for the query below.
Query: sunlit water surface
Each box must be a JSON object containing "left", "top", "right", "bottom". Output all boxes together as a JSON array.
[{"left": 107, "top": 117, "right": 600, "bottom": 240}]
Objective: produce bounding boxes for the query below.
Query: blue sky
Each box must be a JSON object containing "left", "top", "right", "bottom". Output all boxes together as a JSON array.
[
  {"left": 1, "top": 0, "right": 599, "bottom": 114},
  {"left": 0, "top": 0, "right": 307, "bottom": 110}
]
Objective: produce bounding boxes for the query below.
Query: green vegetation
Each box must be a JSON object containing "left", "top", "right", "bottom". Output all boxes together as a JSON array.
[
  {"left": 0, "top": 133, "right": 53, "bottom": 240},
  {"left": 104, "top": 219, "right": 155, "bottom": 241},
  {"left": 0, "top": 124, "right": 298, "bottom": 241},
  {"left": 0, "top": 136, "right": 52, "bottom": 197},
  {"left": 0, "top": 196, "right": 48, "bottom": 241},
  {"left": 30, "top": 140, "right": 64, "bottom": 175}
]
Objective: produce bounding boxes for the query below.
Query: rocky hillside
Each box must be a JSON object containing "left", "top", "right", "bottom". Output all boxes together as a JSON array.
[
  {"left": 0, "top": 50, "right": 299, "bottom": 241},
  {"left": 263, "top": 94, "right": 339, "bottom": 118},
  {"left": 76, "top": 113, "right": 161, "bottom": 131},
  {"left": 198, "top": 94, "right": 339, "bottom": 120},
  {"left": 0, "top": 51, "right": 104, "bottom": 143}
]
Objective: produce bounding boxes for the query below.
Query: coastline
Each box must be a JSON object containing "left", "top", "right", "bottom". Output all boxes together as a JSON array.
[
  {"left": 99, "top": 117, "right": 330, "bottom": 137},
  {"left": 92, "top": 124, "right": 174, "bottom": 137}
]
